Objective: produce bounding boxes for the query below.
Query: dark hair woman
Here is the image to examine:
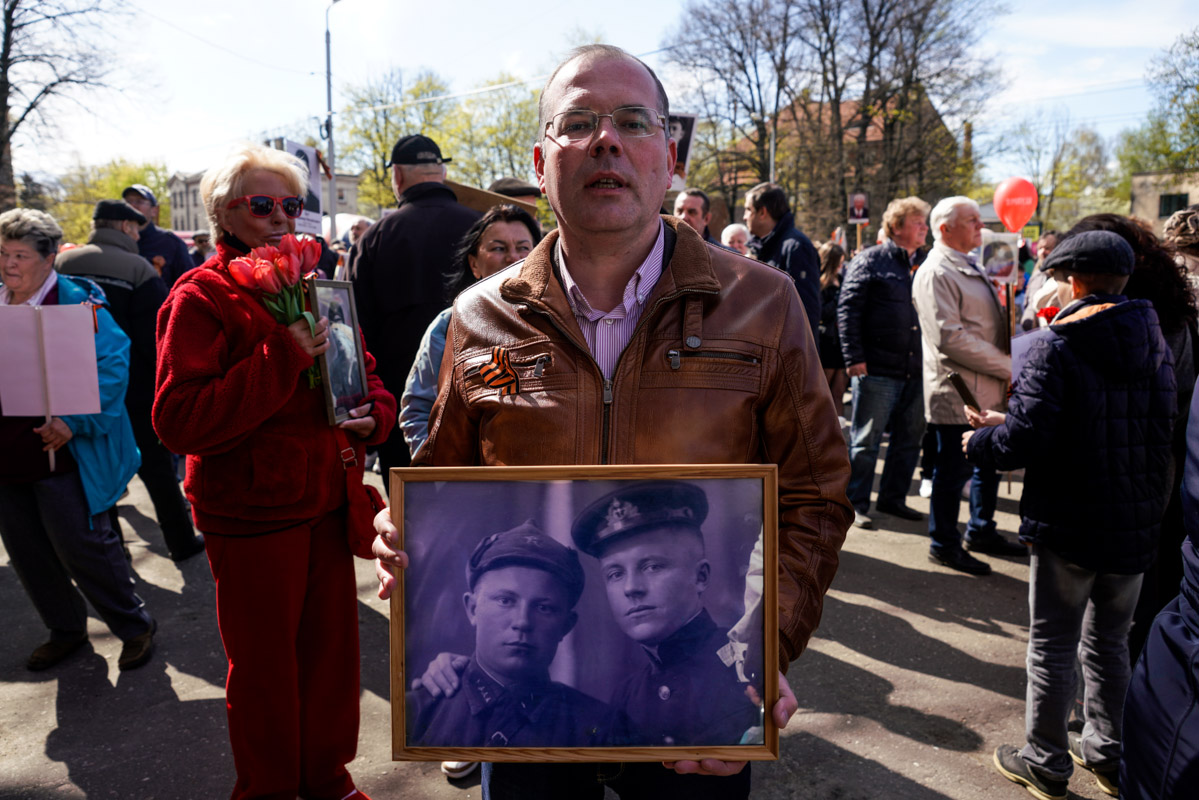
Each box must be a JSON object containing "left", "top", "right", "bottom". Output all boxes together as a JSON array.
[
  {"left": 1066, "top": 213, "right": 1197, "bottom": 667},
  {"left": 817, "top": 241, "right": 848, "bottom": 417},
  {"left": 400, "top": 204, "right": 541, "bottom": 457},
  {"left": 152, "top": 142, "right": 395, "bottom": 800}
]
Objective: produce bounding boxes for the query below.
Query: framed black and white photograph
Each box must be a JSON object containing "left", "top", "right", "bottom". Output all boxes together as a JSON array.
[
  {"left": 307, "top": 278, "right": 368, "bottom": 424},
  {"left": 388, "top": 464, "right": 779, "bottom": 763}
]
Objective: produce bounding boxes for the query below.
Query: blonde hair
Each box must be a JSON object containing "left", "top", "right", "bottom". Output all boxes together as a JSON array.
[
  {"left": 881, "top": 197, "right": 931, "bottom": 239},
  {"left": 818, "top": 241, "right": 845, "bottom": 289},
  {"left": 201, "top": 142, "right": 309, "bottom": 242}
]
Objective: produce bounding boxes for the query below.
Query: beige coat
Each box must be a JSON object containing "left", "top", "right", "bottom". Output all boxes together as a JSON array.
[{"left": 912, "top": 242, "right": 1011, "bottom": 423}]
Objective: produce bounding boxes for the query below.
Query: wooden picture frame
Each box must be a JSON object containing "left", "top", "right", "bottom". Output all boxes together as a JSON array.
[
  {"left": 388, "top": 464, "right": 779, "bottom": 763},
  {"left": 306, "top": 278, "right": 368, "bottom": 424}
]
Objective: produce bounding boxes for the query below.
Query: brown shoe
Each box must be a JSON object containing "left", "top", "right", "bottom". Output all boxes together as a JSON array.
[
  {"left": 118, "top": 620, "right": 156, "bottom": 671},
  {"left": 27, "top": 634, "right": 89, "bottom": 671}
]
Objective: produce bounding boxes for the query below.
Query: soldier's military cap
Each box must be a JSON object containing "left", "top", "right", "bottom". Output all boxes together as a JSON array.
[
  {"left": 571, "top": 481, "right": 709, "bottom": 557},
  {"left": 466, "top": 521, "right": 585, "bottom": 607}
]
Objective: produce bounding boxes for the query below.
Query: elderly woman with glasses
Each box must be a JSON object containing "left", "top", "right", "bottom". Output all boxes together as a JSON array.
[
  {"left": 0, "top": 208, "right": 156, "bottom": 673},
  {"left": 153, "top": 142, "right": 394, "bottom": 800}
]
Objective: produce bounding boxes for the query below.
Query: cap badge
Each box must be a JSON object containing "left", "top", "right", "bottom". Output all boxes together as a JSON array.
[{"left": 605, "top": 498, "right": 638, "bottom": 530}]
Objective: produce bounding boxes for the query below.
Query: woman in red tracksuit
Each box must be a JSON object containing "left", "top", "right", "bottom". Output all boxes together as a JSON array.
[{"left": 153, "top": 142, "right": 394, "bottom": 800}]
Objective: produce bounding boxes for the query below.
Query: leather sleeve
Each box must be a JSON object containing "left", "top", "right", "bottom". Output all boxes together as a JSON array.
[{"left": 762, "top": 280, "right": 853, "bottom": 672}]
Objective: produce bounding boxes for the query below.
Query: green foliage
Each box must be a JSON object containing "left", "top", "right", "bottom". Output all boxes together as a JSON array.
[
  {"left": 49, "top": 159, "right": 170, "bottom": 245},
  {"left": 443, "top": 74, "right": 539, "bottom": 190}
]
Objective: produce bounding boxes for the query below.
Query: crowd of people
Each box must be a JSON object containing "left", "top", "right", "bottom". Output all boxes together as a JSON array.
[{"left": 3, "top": 41, "right": 1199, "bottom": 800}]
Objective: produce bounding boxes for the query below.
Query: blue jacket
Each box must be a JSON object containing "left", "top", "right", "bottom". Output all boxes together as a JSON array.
[
  {"left": 399, "top": 307, "right": 451, "bottom": 457},
  {"left": 836, "top": 240, "right": 921, "bottom": 378},
  {"left": 966, "top": 294, "right": 1176, "bottom": 574},
  {"left": 56, "top": 275, "right": 141, "bottom": 518},
  {"left": 750, "top": 212, "right": 820, "bottom": 343}
]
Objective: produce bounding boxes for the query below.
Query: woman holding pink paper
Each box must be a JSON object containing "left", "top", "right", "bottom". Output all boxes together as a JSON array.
[
  {"left": 0, "top": 207, "right": 156, "bottom": 673},
  {"left": 152, "top": 143, "right": 393, "bottom": 800}
]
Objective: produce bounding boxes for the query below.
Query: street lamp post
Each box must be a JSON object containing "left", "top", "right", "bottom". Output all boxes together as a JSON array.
[{"left": 325, "top": 0, "right": 341, "bottom": 243}]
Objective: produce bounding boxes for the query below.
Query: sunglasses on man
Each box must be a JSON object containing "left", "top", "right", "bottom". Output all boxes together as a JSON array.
[{"left": 226, "top": 195, "right": 305, "bottom": 218}]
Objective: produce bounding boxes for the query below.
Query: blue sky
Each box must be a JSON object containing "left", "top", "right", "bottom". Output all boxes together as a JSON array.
[{"left": 22, "top": 0, "right": 1198, "bottom": 184}]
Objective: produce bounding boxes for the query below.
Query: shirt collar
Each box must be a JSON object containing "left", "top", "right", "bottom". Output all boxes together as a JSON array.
[
  {"left": 1, "top": 269, "right": 57, "bottom": 306},
  {"left": 559, "top": 220, "right": 665, "bottom": 321},
  {"left": 933, "top": 240, "right": 979, "bottom": 271}
]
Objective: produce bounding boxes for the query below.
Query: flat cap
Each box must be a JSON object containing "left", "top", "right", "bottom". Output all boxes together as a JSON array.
[
  {"left": 1044, "top": 230, "right": 1135, "bottom": 276},
  {"left": 121, "top": 184, "right": 158, "bottom": 206},
  {"left": 488, "top": 177, "right": 541, "bottom": 198},
  {"left": 388, "top": 134, "right": 450, "bottom": 167},
  {"left": 571, "top": 481, "right": 708, "bottom": 557},
  {"left": 467, "top": 521, "right": 584, "bottom": 607},
  {"left": 93, "top": 199, "right": 146, "bottom": 224}
]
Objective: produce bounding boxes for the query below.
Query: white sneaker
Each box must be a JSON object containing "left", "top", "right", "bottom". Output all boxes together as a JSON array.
[
  {"left": 919, "top": 478, "right": 933, "bottom": 498},
  {"left": 441, "top": 761, "right": 479, "bottom": 780}
]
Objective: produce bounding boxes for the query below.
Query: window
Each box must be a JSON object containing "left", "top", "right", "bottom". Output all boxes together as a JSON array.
[
  {"left": 1160, "top": 193, "right": 1189, "bottom": 218},
  {"left": 337, "top": 188, "right": 346, "bottom": 202}
]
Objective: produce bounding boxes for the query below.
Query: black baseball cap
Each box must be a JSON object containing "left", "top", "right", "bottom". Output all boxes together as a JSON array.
[
  {"left": 93, "top": 199, "right": 147, "bottom": 224},
  {"left": 388, "top": 134, "right": 451, "bottom": 167},
  {"left": 121, "top": 184, "right": 158, "bottom": 206}
]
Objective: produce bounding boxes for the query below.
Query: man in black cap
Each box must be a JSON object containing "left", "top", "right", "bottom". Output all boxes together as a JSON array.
[
  {"left": 572, "top": 481, "right": 761, "bottom": 747},
  {"left": 57, "top": 201, "right": 204, "bottom": 562},
  {"left": 348, "top": 134, "right": 479, "bottom": 480},
  {"left": 406, "top": 522, "right": 618, "bottom": 748},
  {"left": 961, "top": 230, "right": 1176, "bottom": 800},
  {"left": 121, "top": 184, "right": 193, "bottom": 287}
]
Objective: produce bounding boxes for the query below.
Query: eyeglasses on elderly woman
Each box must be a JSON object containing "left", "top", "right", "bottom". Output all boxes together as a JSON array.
[{"left": 225, "top": 195, "right": 304, "bottom": 218}]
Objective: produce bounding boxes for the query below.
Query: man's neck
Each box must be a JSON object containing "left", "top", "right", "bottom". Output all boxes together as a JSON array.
[{"left": 557, "top": 219, "right": 661, "bottom": 313}]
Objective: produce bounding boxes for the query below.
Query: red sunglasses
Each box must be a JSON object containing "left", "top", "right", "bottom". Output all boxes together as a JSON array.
[{"left": 226, "top": 195, "right": 304, "bottom": 218}]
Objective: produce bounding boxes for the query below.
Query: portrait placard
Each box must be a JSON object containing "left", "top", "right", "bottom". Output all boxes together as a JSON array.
[
  {"left": 389, "top": 464, "right": 779, "bottom": 764},
  {"left": 306, "top": 278, "right": 368, "bottom": 424}
]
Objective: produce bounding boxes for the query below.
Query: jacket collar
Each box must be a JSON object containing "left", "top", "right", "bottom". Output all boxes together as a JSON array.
[
  {"left": 500, "top": 215, "right": 720, "bottom": 330},
  {"left": 397, "top": 181, "right": 456, "bottom": 210},
  {"left": 932, "top": 241, "right": 982, "bottom": 275},
  {"left": 642, "top": 607, "right": 720, "bottom": 670},
  {"left": 87, "top": 227, "right": 139, "bottom": 254},
  {"left": 753, "top": 211, "right": 796, "bottom": 259}
]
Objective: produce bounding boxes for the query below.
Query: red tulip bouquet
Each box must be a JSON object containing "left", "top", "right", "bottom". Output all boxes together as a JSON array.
[{"left": 228, "top": 234, "right": 324, "bottom": 386}]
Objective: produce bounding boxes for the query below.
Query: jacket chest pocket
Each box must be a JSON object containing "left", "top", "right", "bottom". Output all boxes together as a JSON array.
[
  {"left": 654, "top": 347, "right": 763, "bottom": 392},
  {"left": 462, "top": 348, "right": 574, "bottom": 403}
]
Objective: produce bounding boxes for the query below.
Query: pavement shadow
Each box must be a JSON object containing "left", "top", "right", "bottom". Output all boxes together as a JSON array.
[
  {"left": 758, "top": 730, "right": 957, "bottom": 798},
  {"left": 820, "top": 594, "right": 1026, "bottom": 700},
  {"left": 832, "top": 549, "right": 1029, "bottom": 635},
  {"left": 41, "top": 648, "right": 233, "bottom": 798},
  {"left": 115, "top": 504, "right": 175, "bottom": 562},
  {"left": 789, "top": 649, "right": 984, "bottom": 751},
  {"left": 359, "top": 597, "right": 392, "bottom": 703}
]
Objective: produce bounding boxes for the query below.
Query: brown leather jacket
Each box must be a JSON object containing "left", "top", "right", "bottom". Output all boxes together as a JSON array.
[{"left": 418, "top": 217, "right": 852, "bottom": 671}]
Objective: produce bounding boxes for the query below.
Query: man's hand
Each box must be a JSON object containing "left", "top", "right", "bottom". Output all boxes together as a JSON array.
[
  {"left": 288, "top": 315, "right": 330, "bottom": 358},
  {"left": 663, "top": 671, "right": 798, "bottom": 777},
  {"left": 964, "top": 406, "right": 1005, "bottom": 429},
  {"left": 338, "top": 403, "right": 376, "bottom": 439},
  {"left": 34, "top": 417, "right": 73, "bottom": 451},
  {"left": 371, "top": 506, "right": 408, "bottom": 600},
  {"left": 846, "top": 362, "right": 868, "bottom": 378},
  {"left": 410, "top": 652, "right": 470, "bottom": 697}
]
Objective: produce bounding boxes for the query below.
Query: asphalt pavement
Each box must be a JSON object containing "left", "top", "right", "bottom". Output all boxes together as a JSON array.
[{"left": 0, "top": 460, "right": 1116, "bottom": 800}]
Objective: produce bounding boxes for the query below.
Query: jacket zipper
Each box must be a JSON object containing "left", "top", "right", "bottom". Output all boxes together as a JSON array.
[
  {"left": 600, "top": 380, "right": 613, "bottom": 465},
  {"left": 666, "top": 349, "right": 761, "bottom": 369}
]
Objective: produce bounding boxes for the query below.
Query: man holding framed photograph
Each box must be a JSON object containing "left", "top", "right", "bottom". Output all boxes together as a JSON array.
[{"left": 374, "top": 43, "right": 851, "bottom": 798}]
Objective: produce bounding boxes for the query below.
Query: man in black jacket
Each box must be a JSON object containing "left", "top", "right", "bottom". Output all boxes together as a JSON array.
[
  {"left": 837, "top": 197, "right": 930, "bottom": 528},
  {"left": 743, "top": 182, "right": 820, "bottom": 342},
  {"left": 348, "top": 134, "right": 480, "bottom": 480},
  {"left": 964, "top": 231, "right": 1176, "bottom": 800},
  {"left": 56, "top": 200, "right": 203, "bottom": 562}
]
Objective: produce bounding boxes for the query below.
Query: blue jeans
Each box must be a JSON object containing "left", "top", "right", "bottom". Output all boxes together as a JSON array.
[
  {"left": 1022, "top": 546, "right": 1142, "bottom": 780},
  {"left": 927, "top": 423, "right": 999, "bottom": 555},
  {"left": 846, "top": 374, "right": 926, "bottom": 511},
  {"left": 482, "top": 762, "right": 751, "bottom": 800}
]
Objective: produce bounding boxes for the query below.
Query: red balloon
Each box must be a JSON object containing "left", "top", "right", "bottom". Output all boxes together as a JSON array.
[{"left": 993, "top": 177, "right": 1039, "bottom": 232}]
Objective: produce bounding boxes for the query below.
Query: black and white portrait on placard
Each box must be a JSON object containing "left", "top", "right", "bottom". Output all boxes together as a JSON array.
[
  {"left": 391, "top": 465, "right": 777, "bottom": 762},
  {"left": 308, "top": 278, "right": 367, "bottom": 424}
]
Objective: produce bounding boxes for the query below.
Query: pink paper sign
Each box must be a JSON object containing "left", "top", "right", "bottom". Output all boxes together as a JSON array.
[{"left": 0, "top": 304, "right": 101, "bottom": 417}]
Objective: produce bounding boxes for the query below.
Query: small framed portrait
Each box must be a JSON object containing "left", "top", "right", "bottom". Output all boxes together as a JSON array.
[
  {"left": 978, "top": 230, "right": 1022, "bottom": 284},
  {"left": 847, "top": 192, "right": 870, "bottom": 225},
  {"left": 306, "top": 278, "right": 368, "bottom": 424},
  {"left": 388, "top": 464, "right": 779, "bottom": 763},
  {"left": 668, "top": 113, "right": 698, "bottom": 191}
]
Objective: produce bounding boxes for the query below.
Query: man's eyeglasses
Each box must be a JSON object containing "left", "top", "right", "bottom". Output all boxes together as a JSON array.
[
  {"left": 225, "top": 195, "right": 305, "bottom": 218},
  {"left": 545, "top": 106, "right": 666, "bottom": 143}
]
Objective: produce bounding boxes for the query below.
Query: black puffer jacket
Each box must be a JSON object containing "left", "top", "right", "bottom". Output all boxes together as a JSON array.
[
  {"left": 751, "top": 212, "right": 820, "bottom": 343},
  {"left": 836, "top": 240, "right": 921, "bottom": 379},
  {"left": 966, "top": 294, "right": 1177, "bottom": 573}
]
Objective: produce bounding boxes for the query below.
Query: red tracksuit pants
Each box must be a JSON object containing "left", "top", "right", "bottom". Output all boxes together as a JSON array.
[{"left": 206, "top": 509, "right": 360, "bottom": 800}]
